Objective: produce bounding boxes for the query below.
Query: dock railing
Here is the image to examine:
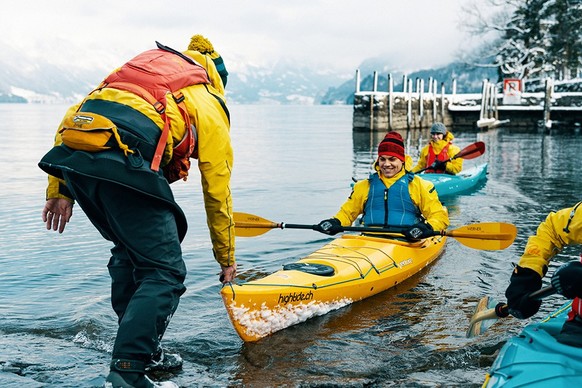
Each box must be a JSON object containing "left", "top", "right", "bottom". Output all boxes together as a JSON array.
[{"left": 352, "top": 70, "right": 582, "bottom": 131}]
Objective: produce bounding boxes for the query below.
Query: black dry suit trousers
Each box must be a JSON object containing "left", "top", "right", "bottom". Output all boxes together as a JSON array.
[{"left": 62, "top": 171, "right": 187, "bottom": 367}]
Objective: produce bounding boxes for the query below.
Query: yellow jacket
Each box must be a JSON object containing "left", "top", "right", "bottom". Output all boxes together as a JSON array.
[
  {"left": 411, "top": 132, "right": 463, "bottom": 175},
  {"left": 333, "top": 159, "right": 449, "bottom": 231},
  {"left": 519, "top": 202, "right": 582, "bottom": 277},
  {"left": 45, "top": 49, "right": 235, "bottom": 267}
]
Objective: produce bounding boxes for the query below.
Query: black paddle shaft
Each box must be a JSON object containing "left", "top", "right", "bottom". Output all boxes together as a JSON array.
[
  {"left": 496, "top": 285, "right": 556, "bottom": 317},
  {"left": 282, "top": 223, "right": 409, "bottom": 234}
]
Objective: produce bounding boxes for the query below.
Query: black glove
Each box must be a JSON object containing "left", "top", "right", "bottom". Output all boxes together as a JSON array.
[
  {"left": 551, "top": 261, "right": 582, "bottom": 299},
  {"left": 403, "top": 222, "right": 434, "bottom": 240},
  {"left": 505, "top": 265, "right": 543, "bottom": 319},
  {"left": 315, "top": 218, "right": 343, "bottom": 235},
  {"left": 430, "top": 160, "right": 447, "bottom": 171}
]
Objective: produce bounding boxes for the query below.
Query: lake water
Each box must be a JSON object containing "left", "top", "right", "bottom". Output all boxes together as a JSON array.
[{"left": 1, "top": 103, "right": 582, "bottom": 387}]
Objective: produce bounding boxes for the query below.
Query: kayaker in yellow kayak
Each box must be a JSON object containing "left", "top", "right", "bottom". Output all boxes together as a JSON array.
[
  {"left": 504, "top": 202, "right": 582, "bottom": 346},
  {"left": 316, "top": 131, "right": 449, "bottom": 240},
  {"left": 411, "top": 122, "right": 463, "bottom": 175}
]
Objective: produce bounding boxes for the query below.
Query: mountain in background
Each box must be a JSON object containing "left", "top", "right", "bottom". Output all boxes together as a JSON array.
[
  {"left": 0, "top": 45, "right": 497, "bottom": 105},
  {"left": 320, "top": 61, "right": 499, "bottom": 105},
  {"left": 223, "top": 58, "right": 353, "bottom": 105}
]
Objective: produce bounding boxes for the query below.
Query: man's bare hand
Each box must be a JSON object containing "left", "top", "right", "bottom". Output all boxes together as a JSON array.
[
  {"left": 219, "top": 264, "right": 237, "bottom": 284},
  {"left": 42, "top": 198, "right": 73, "bottom": 233}
]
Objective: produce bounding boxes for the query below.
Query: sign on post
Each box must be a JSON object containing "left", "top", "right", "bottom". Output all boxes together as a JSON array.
[{"left": 503, "top": 79, "right": 522, "bottom": 105}]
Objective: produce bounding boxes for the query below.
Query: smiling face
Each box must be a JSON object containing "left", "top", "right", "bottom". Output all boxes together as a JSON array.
[
  {"left": 430, "top": 132, "right": 444, "bottom": 142},
  {"left": 378, "top": 155, "right": 403, "bottom": 178}
]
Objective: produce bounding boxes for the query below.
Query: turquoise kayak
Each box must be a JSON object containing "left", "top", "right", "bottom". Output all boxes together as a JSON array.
[
  {"left": 484, "top": 301, "right": 582, "bottom": 387},
  {"left": 418, "top": 163, "right": 488, "bottom": 197}
]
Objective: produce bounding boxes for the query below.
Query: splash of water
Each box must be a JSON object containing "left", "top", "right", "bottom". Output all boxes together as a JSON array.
[{"left": 229, "top": 297, "right": 353, "bottom": 339}]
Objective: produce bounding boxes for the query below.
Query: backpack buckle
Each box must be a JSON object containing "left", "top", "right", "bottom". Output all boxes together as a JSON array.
[
  {"left": 173, "top": 92, "right": 185, "bottom": 104},
  {"left": 153, "top": 101, "right": 165, "bottom": 114}
]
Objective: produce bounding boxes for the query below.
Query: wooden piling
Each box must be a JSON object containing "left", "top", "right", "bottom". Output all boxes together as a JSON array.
[
  {"left": 492, "top": 85, "right": 499, "bottom": 122},
  {"left": 432, "top": 79, "right": 437, "bottom": 121},
  {"left": 543, "top": 78, "right": 553, "bottom": 129},
  {"left": 479, "top": 80, "right": 488, "bottom": 121},
  {"left": 388, "top": 74, "right": 393, "bottom": 129},
  {"left": 407, "top": 79, "right": 413, "bottom": 127},
  {"left": 440, "top": 82, "right": 445, "bottom": 121},
  {"left": 419, "top": 78, "right": 424, "bottom": 124},
  {"left": 489, "top": 83, "right": 496, "bottom": 119}
]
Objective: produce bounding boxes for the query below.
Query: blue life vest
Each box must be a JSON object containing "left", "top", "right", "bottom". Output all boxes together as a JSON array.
[{"left": 361, "top": 173, "right": 421, "bottom": 227}]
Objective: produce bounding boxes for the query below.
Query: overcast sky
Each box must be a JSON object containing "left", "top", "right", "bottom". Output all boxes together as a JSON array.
[{"left": 2, "top": 0, "right": 479, "bottom": 74}]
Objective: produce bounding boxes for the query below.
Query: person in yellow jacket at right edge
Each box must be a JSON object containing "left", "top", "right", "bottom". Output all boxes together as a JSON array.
[
  {"left": 411, "top": 122, "right": 463, "bottom": 175},
  {"left": 38, "top": 35, "right": 234, "bottom": 388},
  {"left": 504, "top": 202, "right": 582, "bottom": 347}
]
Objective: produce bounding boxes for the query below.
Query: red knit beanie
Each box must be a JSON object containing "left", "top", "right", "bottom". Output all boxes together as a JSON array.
[{"left": 378, "top": 132, "right": 405, "bottom": 162}]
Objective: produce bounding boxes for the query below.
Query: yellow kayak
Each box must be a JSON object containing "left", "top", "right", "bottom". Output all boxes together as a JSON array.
[{"left": 221, "top": 234, "right": 446, "bottom": 342}]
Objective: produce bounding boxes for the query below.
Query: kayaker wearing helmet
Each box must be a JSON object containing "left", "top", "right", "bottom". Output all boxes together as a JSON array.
[
  {"left": 411, "top": 122, "right": 463, "bottom": 175},
  {"left": 315, "top": 131, "right": 449, "bottom": 241},
  {"left": 505, "top": 202, "right": 582, "bottom": 347}
]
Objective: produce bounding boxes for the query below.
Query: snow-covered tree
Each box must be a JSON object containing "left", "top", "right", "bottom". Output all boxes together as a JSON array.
[
  {"left": 545, "top": 0, "right": 582, "bottom": 79},
  {"left": 461, "top": 0, "right": 582, "bottom": 81},
  {"left": 496, "top": 0, "right": 549, "bottom": 79}
]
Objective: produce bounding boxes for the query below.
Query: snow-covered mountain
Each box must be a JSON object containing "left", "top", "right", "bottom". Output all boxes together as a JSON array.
[
  {"left": 0, "top": 43, "right": 493, "bottom": 105},
  {"left": 0, "top": 42, "right": 111, "bottom": 104},
  {"left": 0, "top": 42, "right": 352, "bottom": 105},
  {"left": 224, "top": 58, "right": 352, "bottom": 105}
]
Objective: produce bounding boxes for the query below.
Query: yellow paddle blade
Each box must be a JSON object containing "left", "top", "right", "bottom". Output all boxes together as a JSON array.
[
  {"left": 466, "top": 296, "right": 501, "bottom": 338},
  {"left": 234, "top": 212, "right": 280, "bottom": 237},
  {"left": 447, "top": 222, "right": 517, "bottom": 250}
]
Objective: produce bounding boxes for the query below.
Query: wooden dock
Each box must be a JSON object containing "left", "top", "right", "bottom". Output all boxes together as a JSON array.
[{"left": 353, "top": 71, "right": 582, "bottom": 132}]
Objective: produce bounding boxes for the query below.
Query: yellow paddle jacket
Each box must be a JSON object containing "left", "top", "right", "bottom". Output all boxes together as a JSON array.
[
  {"left": 519, "top": 202, "right": 582, "bottom": 277},
  {"left": 45, "top": 50, "right": 235, "bottom": 267},
  {"left": 333, "top": 160, "right": 449, "bottom": 231},
  {"left": 411, "top": 132, "right": 463, "bottom": 175}
]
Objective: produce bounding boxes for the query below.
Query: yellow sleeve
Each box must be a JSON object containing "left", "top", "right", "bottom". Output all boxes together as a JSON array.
[
  {"left": 519, "top": 203, "right": 582, "bottom": 277},
  {"left": 45, "top": 103, "right": 82, "bottom": 202},
  {"left": 182, "top": 84, "right": 235, "bottom": 267},
  {"left": 445, "top": 144, "right": 463, "bottom": 175},
  {"left": 411, "top": 145, "right": 429, "bottom": 173},
  {"left": 46, "top": 176, "right": 74, "bottom": 202},
  {"left": 333, "top": 180, "right": 369, "bottom": 226},
  {"left": 409, "top": 176, "right": 449, "bottom": 231}
]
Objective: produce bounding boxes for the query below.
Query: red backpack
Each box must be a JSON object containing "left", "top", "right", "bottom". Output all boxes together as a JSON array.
[{"left": 97, "top": 41, "right": 210, "bottom": 182}]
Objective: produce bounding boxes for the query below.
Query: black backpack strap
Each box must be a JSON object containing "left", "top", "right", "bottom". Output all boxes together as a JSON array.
[{"left": 155, "top": 41, "right": 203, "bottom": 68}]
